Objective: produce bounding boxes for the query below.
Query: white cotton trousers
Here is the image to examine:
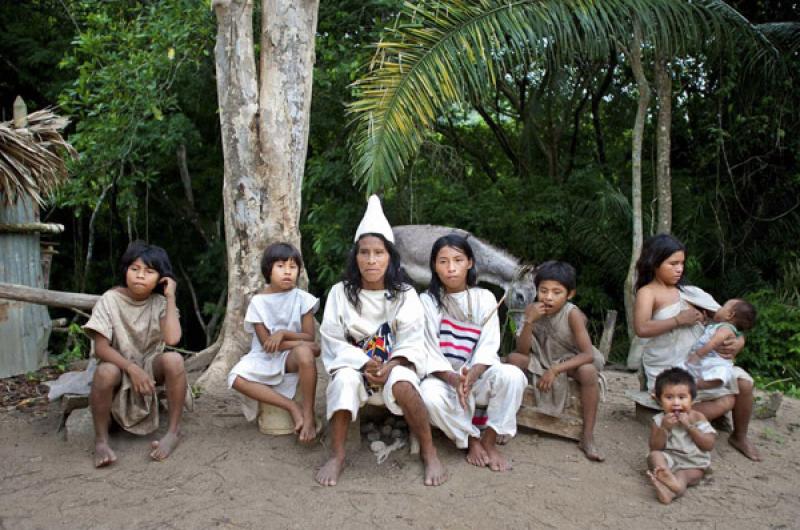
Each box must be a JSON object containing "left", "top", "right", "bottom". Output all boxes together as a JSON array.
[
  {"left": 421, "top": 364, "right": 527, "bottom": 449},
  {"left": 325, "top": 365, "right": 421, "bottom": 420}
]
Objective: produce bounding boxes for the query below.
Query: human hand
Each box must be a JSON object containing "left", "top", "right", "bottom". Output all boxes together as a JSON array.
[
  {"left": 717, "top": 335, "right": 745, "bottom": 360},
  {"left": 160, "top": 277, "right": 177, "bottom": 298},
  {"left": 676, "top": 307, "right": 703, "bottom": 326},
  {"left": 455, "top": 366, "right": 472, "bottom": 409},
  {"left": 687, "top": 353, "right": 701, "bottom": 365},
  {"left": 263, "top": 331, "right": 285, "bottom": 352},
  {"left": 677, "top": 412, "right": 692, "bottom": 429},
  {"left": 536, "top": 368, "right": 558, "bottom": 393},
  {"left": 364, "top": 360, "right": 393, "bottom": 386},
  {"left": 126, "top": 363, "right": 155, "bottom": 395},
  {"left": 661, "top": 413, "right": 679, "bottom": 431},
  {"left": 524, "top": 302, "right": 547, "bottom": 325}
]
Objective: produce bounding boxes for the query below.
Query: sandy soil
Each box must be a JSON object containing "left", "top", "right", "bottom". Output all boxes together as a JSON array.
[{"left": 1, "top": 369, "right": 798, "bottom": 530}]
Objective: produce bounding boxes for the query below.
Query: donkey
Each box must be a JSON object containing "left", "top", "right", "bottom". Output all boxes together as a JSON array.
[{"left": 392, "top": 225, "right": 536, "bottom": 330}]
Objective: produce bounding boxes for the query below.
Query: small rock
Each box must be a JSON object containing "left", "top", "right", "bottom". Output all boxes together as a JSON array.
[
  {"left": 391, "top": 429, "right": 404, "bottom": 439},
  {"left": 65, "top": 408, "right": 94, "bottom": 445},
  {"left": 366, "top": 431, "right": 381, "bottom": 442},
  {"left": 360, "top": 421, "right": 376, "bottom": 434},
  {"left": 380, "top": 425, "right": 393, "bottom": 437},
  {"left": 370, "top": 440, "right": 386, "bottom": 453},
  {"left": 385, "top": 416, "right": 396, "bottom": 426}
]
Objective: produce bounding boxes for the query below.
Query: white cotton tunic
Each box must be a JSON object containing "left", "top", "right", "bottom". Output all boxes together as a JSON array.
[
  {"left": 420, "top": 288, "right": 526, "bottom": 448},
  {"left": 320, "top": 282, "right": 427, "bottom": 420},
  {"left": 320, "top": 282, "right": 427, "bottom": 378},
  {"left": 227, "top": 288, "right": 319, "bottom": 421}
]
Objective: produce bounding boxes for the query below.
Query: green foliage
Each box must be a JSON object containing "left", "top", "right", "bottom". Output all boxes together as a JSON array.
[
  {"left": 736, "top": 290, "right": 800, "bottom": 390},
  {"left": 50, "top": 323, "right": 89, "bottom": 372}
]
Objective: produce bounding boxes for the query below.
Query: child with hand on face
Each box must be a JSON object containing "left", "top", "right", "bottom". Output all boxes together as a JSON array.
[
  {"left": 228, "top": 242, "right": 320, "bottom": 443},
  {"left": 648, "top": 367, "right": 717, "bottom": 504},
  {"left": 85, "top": 241, "right": 190, "bottom": 468},
  {"left": 507, "top": 261, "right": 606, "bottom": 462}
]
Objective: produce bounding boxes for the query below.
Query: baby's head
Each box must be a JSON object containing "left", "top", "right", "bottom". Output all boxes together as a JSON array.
[
  {"left": 261, "top": 242, "right": 303, "bottom": 289},
  {"left": 654, "top": 367, "right": 696, "bottom": 415},
  {"left": 714, "top": 298, "right": 757, "bottom": 331},
  {"left": 533, "top": 261, "right": 576, "bottom": 314}
]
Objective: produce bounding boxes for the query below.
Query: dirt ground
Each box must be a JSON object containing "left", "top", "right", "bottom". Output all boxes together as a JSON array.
[{"left": 1, "top": 369, "right": 798, "bottom": 530}]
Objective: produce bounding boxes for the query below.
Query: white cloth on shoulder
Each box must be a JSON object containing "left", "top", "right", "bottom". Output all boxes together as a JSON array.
[{"left": 227, "top": 288, "right": 319, "bottom": 421}]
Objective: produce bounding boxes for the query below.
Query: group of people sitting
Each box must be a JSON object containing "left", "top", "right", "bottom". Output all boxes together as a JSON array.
[{"left": 83, "top": 195, "right": 761, "bottom": 502}]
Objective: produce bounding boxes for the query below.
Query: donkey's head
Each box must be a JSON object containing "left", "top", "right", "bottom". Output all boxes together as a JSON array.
[{"left": 504, "top": 265, "right": 536, "bottom": 332}]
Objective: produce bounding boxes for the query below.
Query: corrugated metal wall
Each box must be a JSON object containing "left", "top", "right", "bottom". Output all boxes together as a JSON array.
[{"left": 0, "top": 195, "right": 51, "bottom": 378}]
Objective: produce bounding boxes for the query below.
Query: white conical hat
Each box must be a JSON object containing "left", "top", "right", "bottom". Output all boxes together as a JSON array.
[{"left": 354, "top": 195, "right": 394, "bottom": 243}]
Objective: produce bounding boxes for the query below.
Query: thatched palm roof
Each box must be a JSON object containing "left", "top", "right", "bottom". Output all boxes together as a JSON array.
[{"left": 0, "top": 108, "right": 77, "bottom": 206}]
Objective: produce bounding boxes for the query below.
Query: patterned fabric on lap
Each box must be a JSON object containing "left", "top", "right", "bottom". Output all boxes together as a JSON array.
[{"left": 439, "top": 317, "right": 481, "bottom": 370}]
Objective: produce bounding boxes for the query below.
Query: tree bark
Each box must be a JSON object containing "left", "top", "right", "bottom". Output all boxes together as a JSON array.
[
  {"left": 197, "top": 0, "right": 318, "bottom": 392},
  {"left": 654, "top": 51, "right": 672, "bottom": 234},
  {"left": 623, "top": 21, "right": 651, "bottom": 341}
]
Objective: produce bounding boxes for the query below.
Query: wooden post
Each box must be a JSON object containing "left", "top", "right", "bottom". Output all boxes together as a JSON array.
[
  {"left": 13, "top": 96, "right": 27, "bottom": 128},
  {"left": 0, "top": 282, "right": 99, "bottom": 311}
]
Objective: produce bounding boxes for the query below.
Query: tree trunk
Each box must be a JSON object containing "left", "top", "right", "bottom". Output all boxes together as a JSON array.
[
  {"left": 654, "top": 52, "right": 672, "bottom": 234},
  {"left": 197, "top": 0, "right": 318, "bottom": 392},
  {"left": 623, "top": 21, "right": 651, "bottom": 342}
]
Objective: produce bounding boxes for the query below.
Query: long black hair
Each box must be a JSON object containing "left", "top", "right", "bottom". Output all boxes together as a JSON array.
[
  {"left": 426, "top": 234, "right": 477, "bottom": 308},
  {"left": 343, "top": 233, "right": 410, "bottom": 312},
  {"left": 119, "top": 241, "right": 175, "bottom": 295},
  {"left": 634, "top": 234, "right": 687, "bottom": 291}
]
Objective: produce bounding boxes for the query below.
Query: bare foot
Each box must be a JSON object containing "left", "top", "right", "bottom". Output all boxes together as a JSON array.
[
  {"left": 94, "top": 441, "right": 117, "bottom": 468},
  {"left": 652, "top": 465, "right": 681, "bottom": 493},
  {"left": 466, "top": 437, "right": 489, "bottom": 467},
  {"left": 150, "top": 431, "right": 180, "bottom": 461},
  {"left": 578, "top": 439, "right": 605, "bottom": 462},
  {"left": 315, "top": 455, "right": 345, "bottom": 486},
  {"left": 729, "top": 435, "right": 762, "bottom": 461},
  {"left": 483, "top": 441, "right": 512, "bottom": 472},
  {"left": 298, "top": 410, "right": 317, "bottom": 444},
  {"left": 287, "top": 402, "right": 304, "bottom": 436},
  {"left": 422, "top": 452, "right": 448, "bottom": 486},
  {"left": 647, "top": 470, "right": 676, "bottom": 504}
]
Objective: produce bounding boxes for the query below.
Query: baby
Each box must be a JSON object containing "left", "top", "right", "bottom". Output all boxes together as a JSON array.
[{"left": 686, "top": 298, "right": 756, "bottom": 391}]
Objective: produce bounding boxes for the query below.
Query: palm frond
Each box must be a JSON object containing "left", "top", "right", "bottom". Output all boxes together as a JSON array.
[
  {"left": 0, "top": 109, "right": 77, "bottom": 206},
  {"left": 348, "top": 0, "right": 773, "bottom": 192}
]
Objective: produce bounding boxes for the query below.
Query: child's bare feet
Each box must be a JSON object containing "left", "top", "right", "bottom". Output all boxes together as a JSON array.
[
  {"left": 315, "top": 455, "right": 345, "bottom": 486},
  {"left": 287, "top": 402, "right": 305, "bottom": 436},
  {"left": 150, "top": 431, "right": 180, "bottom": 461},
  {"left": 729, "top": 435, "right": 762, "bottom": 461},
  {"left": 422, "top": 452, "right": 448, "bottom": 486},
  {"left": 647, "top": 470, "right": 676, "bottom": 504},
  {"left": 298, "top": 411, "right": 317, "bottom": 443},
  {"left": 94, "top": 441, "right": 117, "bottom": 468},
  {"left": 579, "top": 438, "right": 605, "bottom": 462},
  {"left": 483, "top": 441, "right": 512, "bottom": 472},
  {"left": 466, "top": 437, "right": 489, "bottom": 467},
  {"left": 652, "top": 465, "right": 681, "bottom": 493}
]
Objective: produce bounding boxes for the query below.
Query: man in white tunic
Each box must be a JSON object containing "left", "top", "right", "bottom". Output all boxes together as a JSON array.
[
  {"left": 315, "top": 195, "right": 448, "bottom": 487},
  {"left": 420, "top": 234, "right": 526, "bottom": 471}
]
